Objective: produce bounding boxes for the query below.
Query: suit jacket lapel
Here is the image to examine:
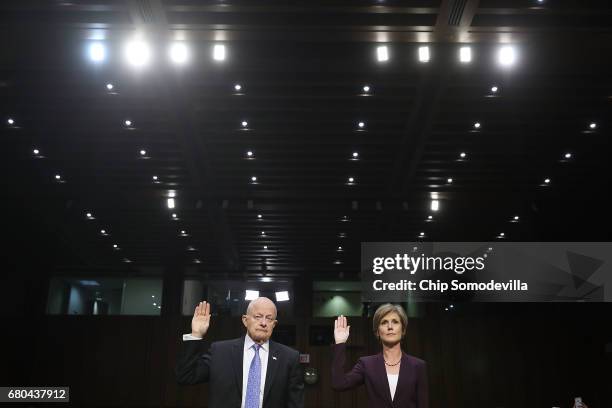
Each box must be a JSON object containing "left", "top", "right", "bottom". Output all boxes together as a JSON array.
[
  {"left": 394, "top": 354, "right": 411, "bottom": 406},
  {"left": 231, "top": 337, "right": 245, "bottom": 396},
  {"left": 375, "top": 353, "right": 393, "bottom": 407},
  {"left": 262, "top": 340, "right": 279, "bottom": 404}
]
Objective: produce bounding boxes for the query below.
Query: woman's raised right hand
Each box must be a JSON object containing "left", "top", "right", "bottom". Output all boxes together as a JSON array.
[{"left": 334, "top": 315, "right": 350, "bottom": 344}]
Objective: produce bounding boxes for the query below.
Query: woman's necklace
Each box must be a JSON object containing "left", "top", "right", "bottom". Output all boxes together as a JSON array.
[{"left": 384, "top": 358, "right": 401, "bottom": 366}]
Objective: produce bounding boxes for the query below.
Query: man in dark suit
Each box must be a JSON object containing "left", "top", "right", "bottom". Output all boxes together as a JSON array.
[{"left": 176, "top": 297, "right": 304, "bottom": 408}]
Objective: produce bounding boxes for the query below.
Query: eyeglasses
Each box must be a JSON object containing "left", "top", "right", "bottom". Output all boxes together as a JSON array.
[{"left": 251, "top": 315, "right": 275, "bottom": 323}]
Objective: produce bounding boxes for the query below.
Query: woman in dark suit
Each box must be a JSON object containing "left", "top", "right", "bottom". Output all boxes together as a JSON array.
[{"left": 331, "top": 304, "right": 428, "bottom": 408}]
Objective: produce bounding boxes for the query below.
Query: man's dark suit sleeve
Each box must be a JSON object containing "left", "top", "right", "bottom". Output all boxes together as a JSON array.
[
  {"left": 287, "top": 350, "right": 304, "bottom": 408},
  {"left": 417, "top": 360, "right": 429, "bottom": 408},
  {"left": 175, "top": 339, "right": 213, "bottom": 385}
]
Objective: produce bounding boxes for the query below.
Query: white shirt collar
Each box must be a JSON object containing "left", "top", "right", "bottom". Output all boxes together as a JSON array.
[{"left": 244, "top": 333, "right": 269, "bottom": 353}]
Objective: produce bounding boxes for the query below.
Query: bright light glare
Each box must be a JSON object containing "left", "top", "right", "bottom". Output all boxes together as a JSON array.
[
  {"left": 377, "top": 46, "right": 389, "bottom": 62},
  {"left": 275, "top": 291, "right": 290, "bottom": 302},
  {"left": 213, "top": 44, "right": 226, "bottom": 61},
  {"left": 125, "top": 40, "right": 152, "bottom": 67},
  {"left": 431, "top": 200, "right": 439, "bottom": 212},
  {"left": 245, "top": 290, "right": 259, "bottom": 301},
  {"left": 418, "top": 46, "right": 430, "bottom": 63},
  {"left": 498, "top": 46, "right": 517, "bottom": 67},
  {"left": 89, "top": 43, "right": 106, "bottom": 62},
  {"left": 169, "top": 43, "right": 189, "bottom": 64},
  {"left": 459, "top": 46, "right": 472, "bottom": 63}
]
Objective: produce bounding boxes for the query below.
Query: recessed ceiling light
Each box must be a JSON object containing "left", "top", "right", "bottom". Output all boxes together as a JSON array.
[
  {"left": 257, "top": 214, "right": 262, "bottom": 219},
  {"left": 589, "top": 122, "right": 597, "bottom": 129},
  {"left": 194, "top": 259, "right": 201, "bottom": 264},
  {"left": 427, "top": 215, "right": 433, "bottom": 220},
  {"left": 348, "top": 177, "right": 354, "bottom": 183},
  {"left": 169, "top": 42, "right": 189, "bottom": 64},
  {"left": 352, "top": 152, "right": 359, "bottom": 158},
  {"left": 33, "top": 148, "right": 40, "bottom": 155},
  {"left": 234, "top": 84, "right": 242, "bottom": 91},
  {"left": 124, "top": 119, "right": 132, "bottom": 127},
  {"left": 246, "top": 150, "right": 253, "bottom": 157},
  {"left": 447, "top": 178, "right": 453, "bottom": 184},
  {"left": 358, "top": 121, "right": 365, "bottom": 129},
  {"left": 376, "top": 45, "right": 389, "bottom": 62},
  {"left": 100, "top": 229, "right": 107, "bottom": 235},
  {"left": 419, "top": 232, "right": 425, "bottom": 237},
  {"left": 213, "top": 44, "right": 226, "bottom": 61},
  {"left": 474, "top": 122, "right": 481, "bottom": 129},
  {"left": 564, "top": 152, "right": 572, "bottom": 159},
  {"left": 241, "top": 120, "right": 248, "bottom": 128},
  {"left": 86, "top": 212, "right": 93, "bottom": 218},
  {"left": 152, "top": 175, "right": 158, "bottom": 181},
  {"left": 263, "top": 245, "right": 268, "bottom": 250},
  {"left": 418, "top": 46, "right": 430, "bottom": 63},
  {"left": 181, "top": 230, "right": 186, "bottom": 234},
  {"left": 113, "top": 244, "right": 118, "bottom": 248},
  {"left": 168, "top": 191, "right": 176, "bottom": 198},
  {"left": 544, "top": 178, "right": 551, "bottom": 184},
  {"left": 55, "top": 174, "right": 61, "bottom": 180},
  {"left": 498, "top": 46, "right": 517, "bottom": 67},
  {"left": 172, "top": 213, "right": 177, "bottom": 219},
  {"left": 88, "top": 42, "right": 106, "bottom": 62},
  {"left": 459, "top": 46, "right": 472, "bottom": 63},
  {"left": 261, "top": 231, "right": 265, "bottom": 235},
  {"left": 251, "top": 176, "right": 257, "bottom": 182},
  {"left": 362, "top": 85, "right": 370, "bottom": 93},
  {"left": 514, "top": 215, "right": 520, "bottom": 221},
  {"left": 167, "top": 198, "right": 175, "bottom": 209},
  {"left": 139, "top": 149, "right": 147, "bottom": 156},
  {"left": 106, "top": 83, "right": 114, "bottom": 90},
  {"left": 125, "top": 40, "right": 152, "bottom": 67},
  {"left": 337, "top": 246, "right": 343, "bottom": 251},
  {"left": 7, "top": 118, "right": 14, "bottom": 125},
  {"left": 334, "top": 260, "right": 343, "bottom": 265},
  {"left": 460, "top": 152, "right": 467, "bottom": 158},
  {"left": 491, "top": 86, "right": 499, "bottom": 93},
  {"left": 500, "top": 232, "right": 505, "bottom": 237}
]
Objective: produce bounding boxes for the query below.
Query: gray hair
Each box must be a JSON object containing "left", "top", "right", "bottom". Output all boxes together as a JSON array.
[{"left": 246, "top": 297, "right": 277, "bottom": 318}]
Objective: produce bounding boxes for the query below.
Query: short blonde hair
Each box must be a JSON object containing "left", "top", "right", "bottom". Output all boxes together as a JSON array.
[{"left": 372, "top": 303, "right": 408, "bottom": 340}]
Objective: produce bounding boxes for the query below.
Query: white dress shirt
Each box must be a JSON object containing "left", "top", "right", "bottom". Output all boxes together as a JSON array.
[
  {"left": 241, "top": 334, "right": 269, "bottom": 408},
  {"left": 182, "top": 333, "right": 269, "bottom": 408},
  {"left": 387, "top": 373, "right": 399, "bottom": 401}
]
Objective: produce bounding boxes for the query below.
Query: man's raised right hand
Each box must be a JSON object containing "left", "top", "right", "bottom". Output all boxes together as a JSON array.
[{"left": 191, "top": 301, "right": 211, "bottom": 338}]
